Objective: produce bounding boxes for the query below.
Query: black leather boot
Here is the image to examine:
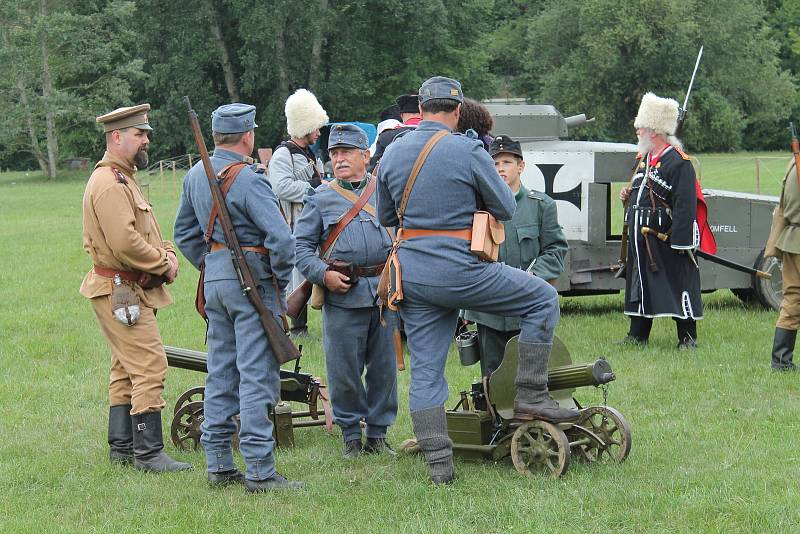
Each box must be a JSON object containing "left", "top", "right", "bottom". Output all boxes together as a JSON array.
[
  {"left": 771, "top": 327, "right": 797, "bottom": 371},
  {"left": 132, "top": 411, "right": 193, "bottom": 472},
  {"left": 108, "top": 404, "right": 133, "bottom": 465},
  {"left": 514, "top": 341, "right": 579, "bottom": 423}
]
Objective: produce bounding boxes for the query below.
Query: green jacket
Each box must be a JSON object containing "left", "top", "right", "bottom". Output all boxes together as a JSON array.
[
  {"left": 463, "top": 187, "right": 568, "bottom": 331},
  {"left": 777, "top": 161, "right": 800, "bottom": 254}
]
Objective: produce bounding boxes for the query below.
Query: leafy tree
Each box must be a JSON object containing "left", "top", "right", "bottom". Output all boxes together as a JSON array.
[
  {"left": 505, "top": 0, "right": 796, "bottom": 152},
  {"left": 0, "top": 0, "right": 145, "bottom": 178}
]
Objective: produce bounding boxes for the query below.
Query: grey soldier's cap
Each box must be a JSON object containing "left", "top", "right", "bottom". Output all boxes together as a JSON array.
[
  {"left": 418, "top": 76, "right": 463, "bottom": 104},
  {"left": 96, "top": 104, "right": 152, "bottom": 133},
  {"left": 211, "top": 103, "right": 258, "bottom": 134},
  {"left": 490, "top": 135, "right": 523, "bottom": 159},
  {"left": 328, "top": 123, "right": 369, "bottom": 151}
]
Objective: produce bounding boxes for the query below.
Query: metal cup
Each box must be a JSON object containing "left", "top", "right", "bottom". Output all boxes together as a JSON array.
[{"left": 456, "top": 329, "right": 481, "bottom": 366}]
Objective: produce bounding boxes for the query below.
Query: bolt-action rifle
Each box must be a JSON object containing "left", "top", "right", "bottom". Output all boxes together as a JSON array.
[
  {"left": 791, "top": 122, "right": 800, "bottom": 186},
  {"left": 184, "top": 96, "right": 301, "bottom": 365}
]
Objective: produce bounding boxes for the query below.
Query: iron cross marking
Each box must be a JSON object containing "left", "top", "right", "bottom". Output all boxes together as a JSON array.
[{"left": 535, "top": 163, "right": 582, "bottom": 211}]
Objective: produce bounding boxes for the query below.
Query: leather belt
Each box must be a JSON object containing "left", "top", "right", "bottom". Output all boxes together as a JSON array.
[
  {"left": 210, "top": 241, "right": 269, "bottom": 255},
  {"left": 93, "top": 265, "right": 166, "bottom": 289},
  {"left": 354, "top": 262, "right": 386, "bottom": 278},
  {"left": 397, "top": 228, "right": 472, "bottom": 240}
]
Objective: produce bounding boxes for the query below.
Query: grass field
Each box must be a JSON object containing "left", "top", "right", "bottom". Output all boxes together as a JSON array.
[{"left": 1, "top": 153, "right": 798, "bottom": 533}]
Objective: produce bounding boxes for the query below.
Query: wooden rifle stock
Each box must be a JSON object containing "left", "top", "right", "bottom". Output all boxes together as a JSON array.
[
  {"left": 286, "top": 280, "right": 313, "bottom": 319},
  {"left": 184, "top": 96, "right": 301, "bottom": 365},
  {"left": 393, "top": 329, "right": 405, "bottom": 371}
]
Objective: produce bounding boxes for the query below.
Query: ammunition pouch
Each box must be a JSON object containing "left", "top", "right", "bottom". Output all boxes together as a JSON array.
[{"left": 470, "top": 211, "right": 505, "bottom": 262}]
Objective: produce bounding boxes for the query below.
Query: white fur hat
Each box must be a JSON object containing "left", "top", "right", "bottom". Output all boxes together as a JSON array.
[
  {"left": 634, "top": 92, "right": 679, "bottom": 135},
  {"left": 285, "top": 89, "right": 329, "bottom": 139}
]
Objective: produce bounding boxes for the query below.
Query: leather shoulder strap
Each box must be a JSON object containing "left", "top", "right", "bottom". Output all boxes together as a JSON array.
[
  {"left": 328, "top": 181, "right": 378, "bottom": 218},
  {"left": 319, "top": 177, "right": 377, "bottom": 256},
  {"left": 204, "top": 161, "right": 248, "bottom": 244},
  {"left": 397, "top": 130, "right": 448, "bottom": 224}
]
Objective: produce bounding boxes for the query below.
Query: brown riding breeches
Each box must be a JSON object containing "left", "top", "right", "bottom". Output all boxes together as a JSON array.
[
  {"left": 778, "top": 252, "right": 800, "bottom": 331},
  {"left": 91, "top": 295, "right": 167, "bottom": 414}
]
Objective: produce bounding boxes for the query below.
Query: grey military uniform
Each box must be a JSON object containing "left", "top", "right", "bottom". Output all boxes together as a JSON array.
[
  {"left": 464, "top": 187, "right": 567, "bottom": 375},
  {"left": 174, "top": 146, "right": 295, "bottom": 482},
  {"left": 293, "top": 174, "right": 398, "bottom": 443},
  {"left": 377, "top": 120, "right": 561, "bottom": 412}
]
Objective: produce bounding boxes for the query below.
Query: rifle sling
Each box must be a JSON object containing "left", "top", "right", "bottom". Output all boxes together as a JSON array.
[{"left": 319, "top": 176, "right": 377, "bottom": 257}]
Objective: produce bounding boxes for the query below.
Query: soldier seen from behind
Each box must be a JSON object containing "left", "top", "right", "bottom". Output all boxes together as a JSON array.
[
  {"left": 377, "top": 76, "right": 578, "bottom": 485},
  {"left": 174, "top": 103, "right": 302, "bottom": 492},
  {"left": 294, "top": 124, "right": 399, "bottom": 459},
  {"left": 618, "top": 93, "right": 703, "bottom": 349},
  {"left": 368, "top": 93, "right": 422, "bottom": 171},
  {"left": 463, "top": 135, "right": 568, "bottom": 376},
  {"left": 81, "top": 104, "right": 190, "bottom": 473}
]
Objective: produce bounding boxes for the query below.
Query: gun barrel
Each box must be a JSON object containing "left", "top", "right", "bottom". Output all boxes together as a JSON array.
[
  {"left": 165, "top": 345, "right": 208, "bottom": 373},
  {"left": 564, "top": 113, "right": 594, "bottom": 131},
  {"left": 548, "top": 358, "right": 615, "bottom": 391}
]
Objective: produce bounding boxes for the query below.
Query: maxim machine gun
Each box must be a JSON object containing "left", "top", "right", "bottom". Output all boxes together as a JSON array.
[
  {"left": 165, "top": 346, "right": 332, "bottom": 450},
  {"left": 403, "top": 336, "right": 631, "bottom": 478}
]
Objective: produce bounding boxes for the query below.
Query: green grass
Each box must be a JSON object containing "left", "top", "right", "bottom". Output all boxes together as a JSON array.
[{"left": 1, "top": 157, "right": 799, "bottom": 533}]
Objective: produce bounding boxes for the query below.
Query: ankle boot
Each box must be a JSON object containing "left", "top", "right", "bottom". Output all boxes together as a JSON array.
[
  {"left": 771, "top": 327, "right": 797, "bottom": 371},
  {"left": 514, "top": 341, "right": 579, "bottom": 423},
  {"left": 108, "top": 404, "right": 133, "bottom": 465},
  {"left": 132, "top": 411, "right": 193, "bottom": 472},
  {"left": 410, "top": 406, "right": 454, "bottom": 484}
]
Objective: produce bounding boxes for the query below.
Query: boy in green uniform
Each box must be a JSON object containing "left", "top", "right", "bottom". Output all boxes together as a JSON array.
[{"left": 463, "top": 135, "right": 568, "bottom": 376}]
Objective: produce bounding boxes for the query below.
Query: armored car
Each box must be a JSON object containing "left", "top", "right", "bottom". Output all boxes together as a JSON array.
[{"left": 486, "top": 103, "right": 782, "bottom": 309}]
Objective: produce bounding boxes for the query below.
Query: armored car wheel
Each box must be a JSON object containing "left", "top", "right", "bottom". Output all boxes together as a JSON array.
[
  {"left": 576, "top": 406, "right": 631, "bottom": 462},
  {"left": 173, "top": 386, "right": 205, "bottom": 415},
  {"left": 510, "top": 421, "right": 570, "bottom": 478},
  {"left": 753, "top": 250, "right": 782, "bottom": 311},
  {"left": 170, "top": 401, "right": 205, "bottom": 450}
]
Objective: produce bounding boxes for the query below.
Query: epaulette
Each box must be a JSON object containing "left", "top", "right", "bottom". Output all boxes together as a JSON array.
[
  {"left": 674, "top": 146, "right": 691, "bottom": 160},
  {"left": 527, "top": 190, "right": 544, "bottom": 201},
  {"left": 111, "top": 167, "right": 128, "bottom": 184}
]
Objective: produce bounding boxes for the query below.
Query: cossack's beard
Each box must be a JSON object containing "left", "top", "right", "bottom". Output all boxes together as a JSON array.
[
  {"left": 134, "top": 150, "right": 149, "bottom": 169},
  {"left": 636, "top": 137, "right": 655, "bottom": 156}
]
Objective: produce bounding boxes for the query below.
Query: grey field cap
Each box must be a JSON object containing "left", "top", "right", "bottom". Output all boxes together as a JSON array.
[
  {"left": 328, "top": 123, "right": 369, "bottom": 150},
  {"left": 418, "top": 76, "right": 464, "bottom": 104},
  {"left": 211, "top": 103, "right": 258, "bottom": 134}
]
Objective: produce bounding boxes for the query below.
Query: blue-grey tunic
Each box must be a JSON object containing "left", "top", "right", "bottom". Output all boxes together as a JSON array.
[{"left": 294, "top": 175, "right": 398, "bottom": 441}]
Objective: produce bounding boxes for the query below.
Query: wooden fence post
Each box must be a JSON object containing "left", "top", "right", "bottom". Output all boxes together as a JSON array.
[{"left": 755, "top": 157, "right": 761, "bottom": 194}]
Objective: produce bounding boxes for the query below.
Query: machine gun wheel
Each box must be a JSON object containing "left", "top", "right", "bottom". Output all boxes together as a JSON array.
[
  {"left": 566, "top": 425, "right": 607, "bottom": 463},
  {"left": 576, "top": 406, "right": 631, "bottom": 462},
  {"left": 510, "top": 421, "right": 570, "bottom": 478},
  {"left": 170, "top": 401, "right": 205, "bottom": 451},
  {"left": 173, "top": 386, "right": 205, "bottom": 415}
]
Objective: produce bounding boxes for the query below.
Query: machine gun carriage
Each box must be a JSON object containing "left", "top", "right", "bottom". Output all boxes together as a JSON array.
[
  {"left": 164, "top": 346, "right": 333, "bottom": 451},
  {"left": 403, "top": 336, "right": 631, "bottom": 478}
]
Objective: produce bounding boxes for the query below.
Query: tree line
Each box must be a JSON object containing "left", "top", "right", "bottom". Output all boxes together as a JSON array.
[{"left": 1, "top": 0, "right": 798, "bottom": 179}]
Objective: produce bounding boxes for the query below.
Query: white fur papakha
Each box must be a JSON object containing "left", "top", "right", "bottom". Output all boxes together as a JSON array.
[
  {"left": 634, "top": 92, "right": 679, "bottom": 136},
  {"left": 285, "top": 89, "right": 329, "bottom": 139}
]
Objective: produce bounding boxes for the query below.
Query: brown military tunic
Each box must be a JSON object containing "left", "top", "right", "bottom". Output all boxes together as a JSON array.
[
  {"left": 775, "top": 160, "right": 800, "bottom": 330},
  {"left": 80, "top": 151, "right": 174, "bottom": 414}
]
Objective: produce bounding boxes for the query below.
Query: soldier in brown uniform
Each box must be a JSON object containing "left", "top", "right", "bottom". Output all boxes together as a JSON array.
[
  {"left": 80, "top": 104, "right": 191, "bottom": 472},
  {"left": 768, "top": 158, "right": 800, "bottom": 371}
]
